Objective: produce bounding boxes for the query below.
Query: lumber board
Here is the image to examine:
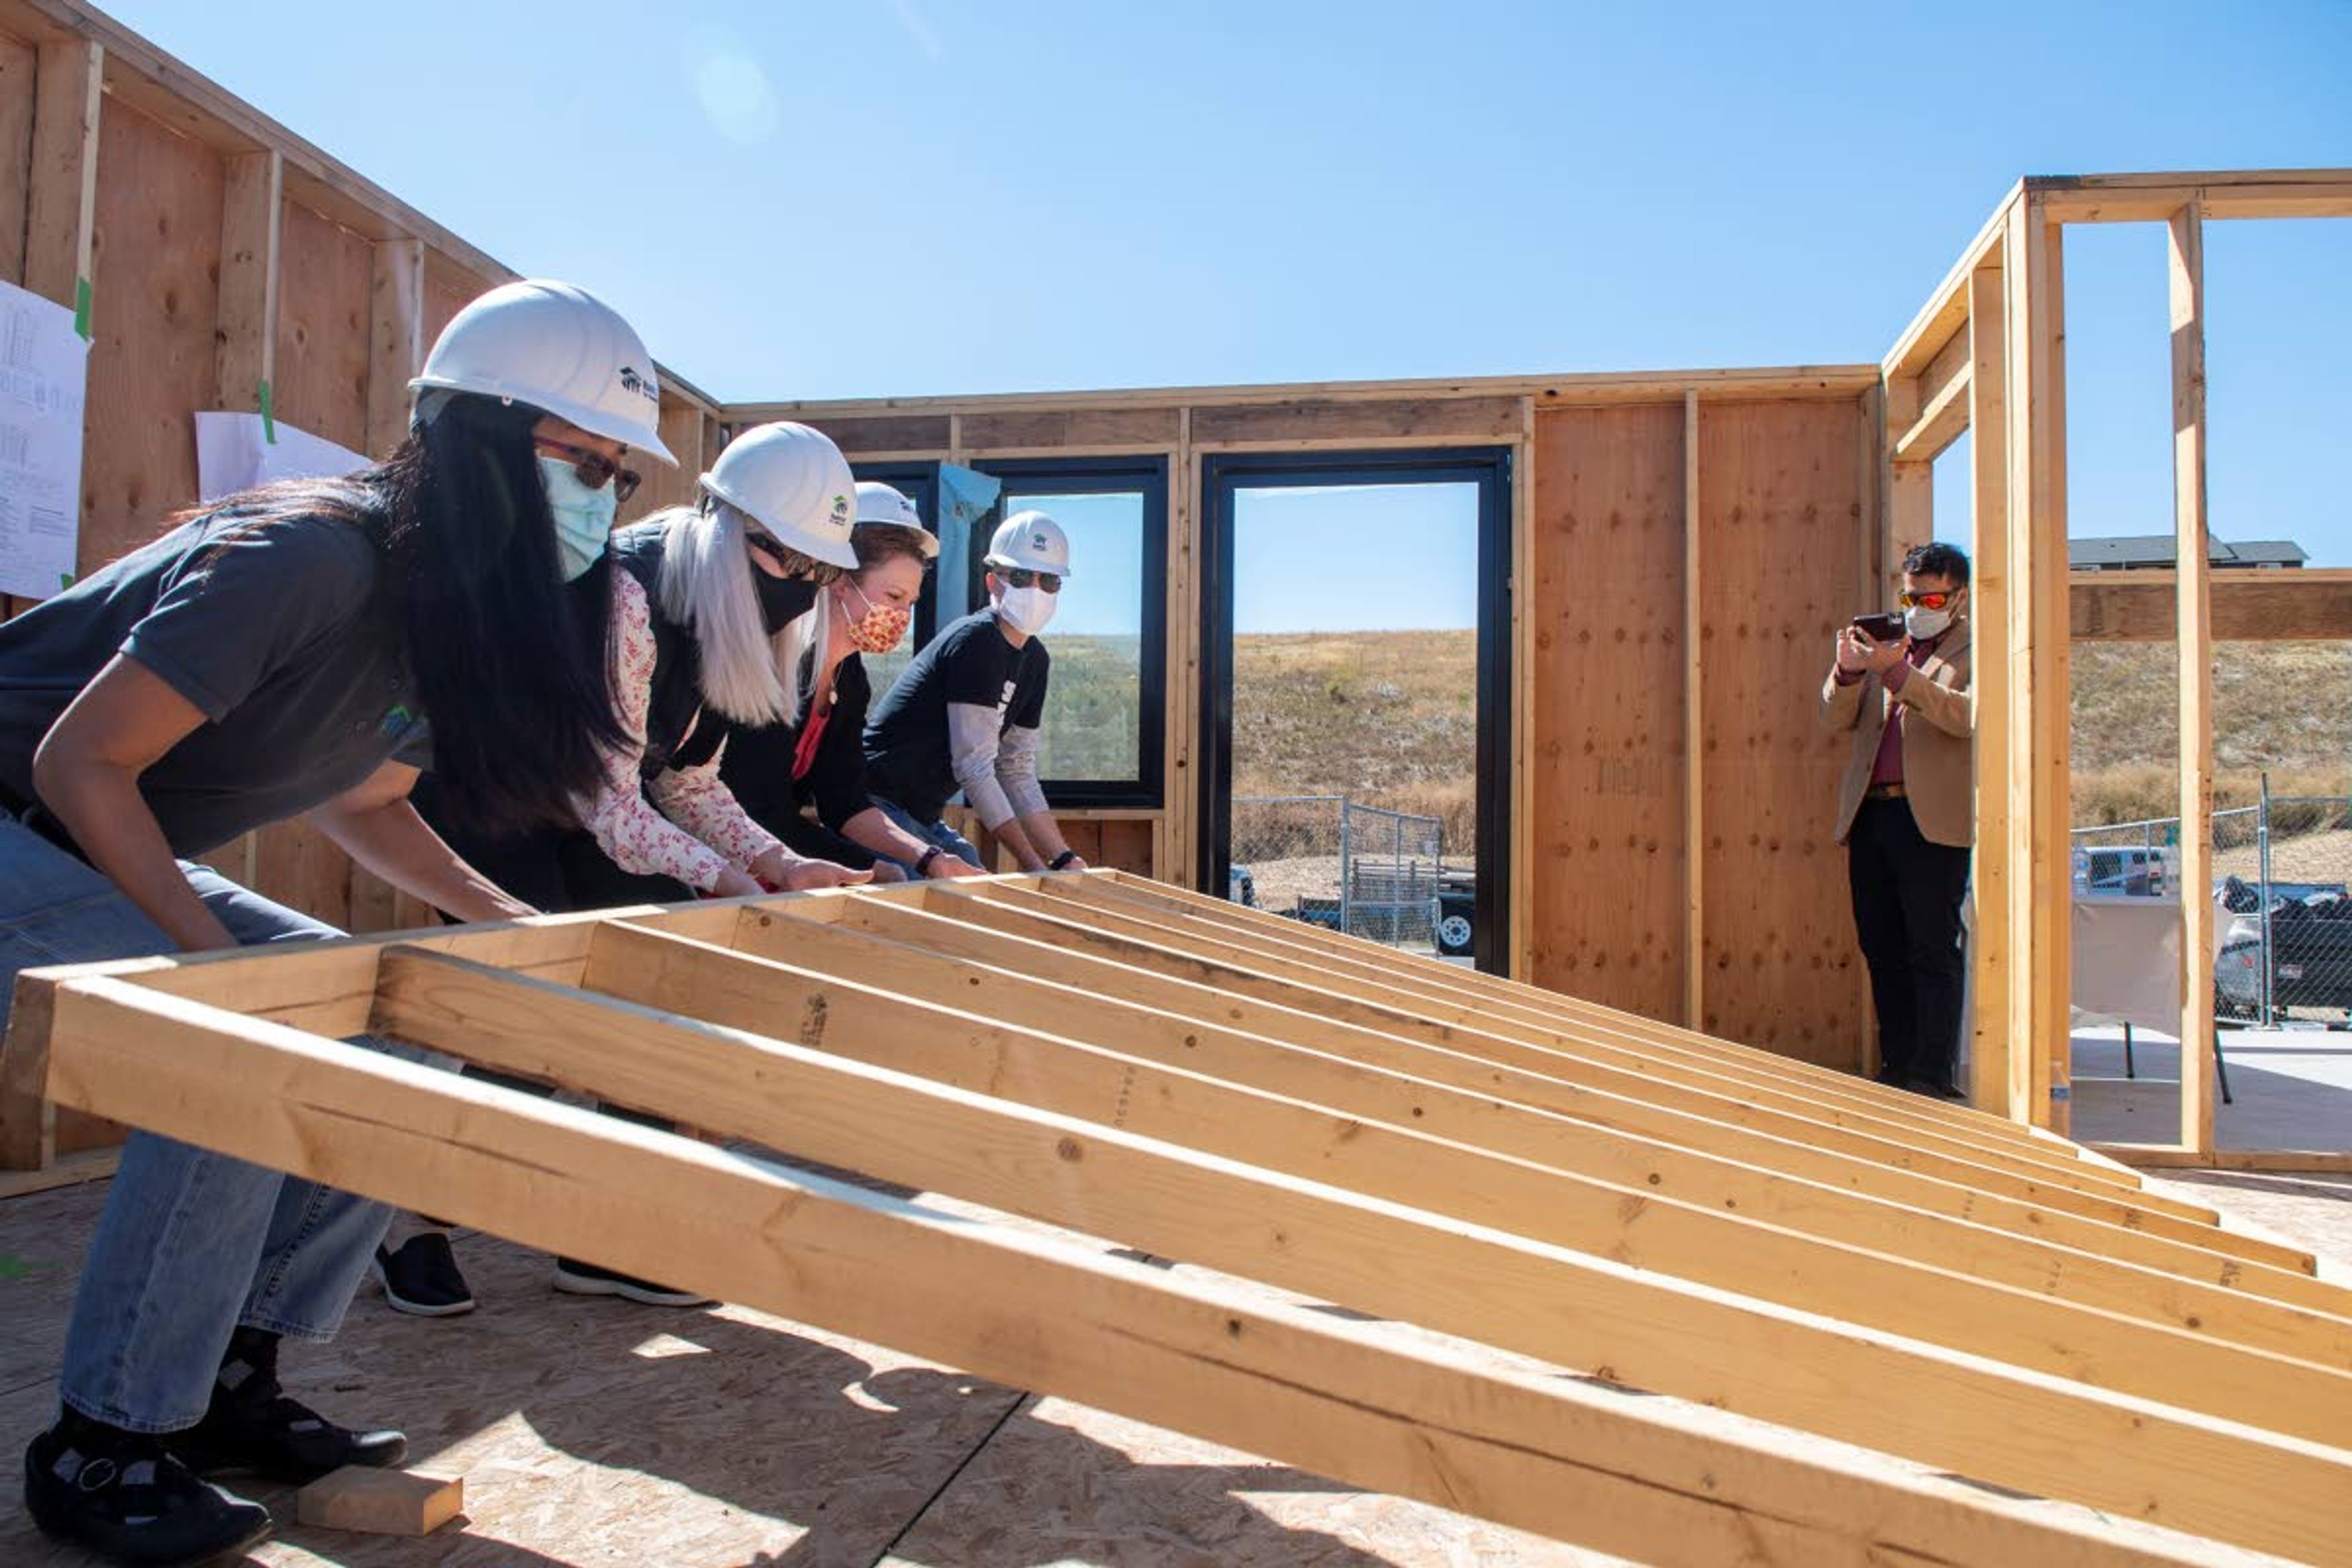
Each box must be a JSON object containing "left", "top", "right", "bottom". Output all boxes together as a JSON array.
[
  {"left": 2071, "top": 568, "right": 2352, "bottom": 641},
  {"left": 1096, "top": 870, "right": 2079, "bottom": 1163},
  {"left": 699, "top": 910, "right": 2352, "bottom": 1371},
  {"left": 1681, "top": 393, "right": 1704, "bottom": 1029},
  {"left": 1891, "top": 356, "right": 1970, "bottom": 461},
  {"left": 0, "top": 1143, "right": 117, "bottom": 1197},
  {"left": 960, "top": 407, "right": 1182, "bottom": 450},
  {"left": 2171, "top": 203, "right": 2215, "bottom": 1158},
  {"left": 914, "top": 886, "right": 2309, "bottom": 1272},
  {"left": 1525, "top": 403, "right": 1687, "bottom": 1022},
  {"left": 2033, "top": 170, "right": 2352, "bottom": 223},
  {"left": 295, "top": 1468, "right": 461, "bottom": 1537},
  {"left": 736, "top": 367, "right": 1880, "bottom": 429},
  {"left": 1188, "top": 396, "right": 1523, "bottom": 446},
  {"left": 21, "top": 34, "right": 96, "bottom": 312},
  {"left": 1007, "top": 879, "right": 2166, "bottom": 1206},
  {"left": 801, "top": 413, "right": 951, "bottom": 455},
  {"left": 1967, "top": 260, "right": 2015, "bottom": 1117},
  {"left": 274, "top": 195, "right": 373, "bottom": 452},
  {"left": 0, "top": 31, "right": 37, "bottom": 285},
  {"left": 778, "top": 893, "right": 2351, "bottom": 1316},
  {"left": 21, "top": 971, "right": 2248, "bottom": 1568},
  {"left": 211, "top": 148, "right": 277, "bottom": 417},
  {"left": 364, "top": 237, "right": 424, "bottom": 458},
  {"left": 2005, "top": 197, "right": 2075, "bottom": 1136}
]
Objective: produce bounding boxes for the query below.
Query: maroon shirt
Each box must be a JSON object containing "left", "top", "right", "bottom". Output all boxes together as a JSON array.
[{"left": 1836, "top": 633, "right": 1943, "bottom": 786}]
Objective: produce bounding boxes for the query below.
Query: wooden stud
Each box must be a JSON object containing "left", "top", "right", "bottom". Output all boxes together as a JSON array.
[
  {"left": 1967, "top": 257, "right": 2014, "bottom": 1118},
  {"left": 2071, "top": 568, "right": 2352, "bottom": 641},
  {"left": 2171, "top": 202, "right": 2215, "bottom": 1158},
  {"left": 211, "top": 149, "right": 279, "bottom": 415},
  {"left": 718, "top": 903, "right": 2352, "bottom": 1365},
  {"left": 22, "top": 34, "right": 99, "bottom": 314},
  {"left": 364, "top": 237, "right": 424, "bottom": 457},
  {"left": 458, "top": 927, "right": 2352, "bottom": 1449},
  {"left": 0, "top": 31, "right": 36, "bottom": 285},
  {"left": 26, "top": 970, "right": 2244, "bottom": 1568},
  {"left": 1046, "top": 873, "right": 2141, "bottom": 1194},
  {"left": 1680, "top": 390, "right": 1703, "bottom": 1030},
  {"left": 2004, "top": 195, "right": 2074, "bottom": 1136}
]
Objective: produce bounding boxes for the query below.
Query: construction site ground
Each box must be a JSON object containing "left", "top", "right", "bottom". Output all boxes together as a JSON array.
[{"left": 2, "top": 1148, "right": 2344, "bottom": 1568}]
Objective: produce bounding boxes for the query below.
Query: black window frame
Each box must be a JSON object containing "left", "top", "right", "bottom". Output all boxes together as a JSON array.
[
  {"left": 858, "top": 455, "right": 1169, "bottom": 811},
  {"left": 1197, "top": 447, "right": 1513, "bottom": 973}
]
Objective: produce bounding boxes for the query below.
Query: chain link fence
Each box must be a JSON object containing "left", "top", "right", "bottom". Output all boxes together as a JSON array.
[
  {"left": 1229, "top": 795, "right": 1448, "bottom": 952},
  {"left": 2071, "top": 784, "right": 2352, "bottom": 1025}
]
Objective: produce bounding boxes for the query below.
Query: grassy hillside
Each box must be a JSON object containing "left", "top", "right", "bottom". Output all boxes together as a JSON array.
[{"left": 2073, "top": 641, "right": 2351, "bottom": 824}]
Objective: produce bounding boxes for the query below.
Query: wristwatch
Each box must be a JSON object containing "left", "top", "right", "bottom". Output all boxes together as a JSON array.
[
  {"left": 1049, "top": 849, "right": 1079, "bottom": 871},
  {"left": 916, "top": 845, "right": 943, "bottom": 876}
]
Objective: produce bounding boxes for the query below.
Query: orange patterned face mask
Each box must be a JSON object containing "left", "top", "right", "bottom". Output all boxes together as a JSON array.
[{"left": 842, "top": 581, "right": 911, "bottom": 654}]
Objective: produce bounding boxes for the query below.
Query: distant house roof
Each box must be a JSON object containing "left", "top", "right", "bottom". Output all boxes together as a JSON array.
[{"left": 2068, "top": 536, "right": 2307, "bottom": 570}]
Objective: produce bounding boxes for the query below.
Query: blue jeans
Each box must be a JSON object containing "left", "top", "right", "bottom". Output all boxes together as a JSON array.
[
  {"left": 869, "top": 796, "right": 984, "bottom": 876},
  {"left": 0, "top": 818, "right": 402, "bottom": 1433}
]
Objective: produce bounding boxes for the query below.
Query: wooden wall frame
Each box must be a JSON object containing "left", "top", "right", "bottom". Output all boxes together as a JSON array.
[
  {"left": 6, "top": 873, "right": 2348, "bottom": 1564},
  {"left": 1876, "top": 170, "right": 2352, "bottom": 1164}
]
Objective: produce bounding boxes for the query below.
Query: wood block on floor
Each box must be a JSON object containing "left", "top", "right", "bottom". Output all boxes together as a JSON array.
[{"left": 295, "top": 1466, "right": 463, "bottom": 1537}]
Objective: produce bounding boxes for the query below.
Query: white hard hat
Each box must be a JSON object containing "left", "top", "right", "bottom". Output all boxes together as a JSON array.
[
  {"left": 701, "top": 422, "right": 858, "bottom": 570},
  {"left": 854, "top": 481, "right": 939, "bottom": 559},
  {"left": 985, "top": 510, "right": 1072, "bottom": 578},
  {"left": 409, "top": 279, "right": 677, "bottom": 463}
]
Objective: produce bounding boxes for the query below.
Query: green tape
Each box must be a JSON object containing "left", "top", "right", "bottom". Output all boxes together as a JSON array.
[
  {"left": 58, "top": 571, "right": 74, "bottom": 593},
  {"left": 70, "top": 275, "right": 91, "bottom": 340},
  {"left": 258, "top": 379, "right": 276, "bottom": 443}
]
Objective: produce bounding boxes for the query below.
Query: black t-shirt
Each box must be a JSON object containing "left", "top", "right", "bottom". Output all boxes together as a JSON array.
[
  {"left": 722, "top": 650, "right": 874, "bottom": 834},
  {"left": 0, "top": 502, "right": 424, "bottom": 856},
  {"left": 863, "top": 610, "right": 1049, "bottom": 824}
]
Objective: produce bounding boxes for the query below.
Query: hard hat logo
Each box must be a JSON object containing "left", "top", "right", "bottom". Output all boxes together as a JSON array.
[
  {"left": 1031, "top": 533, "right": 1049, "bottom": 551},
  {"left": 617, "top": 366, "right": 658, "bottom": 405},
  {"left": 831, "top": 496, "right": 851, "bottom": 524}
]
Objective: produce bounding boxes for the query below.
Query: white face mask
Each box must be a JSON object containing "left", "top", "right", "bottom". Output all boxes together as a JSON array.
[
  {"left": 994, "top": 583, "right": 1057, "bottom": 636},
  {"left": 538, "top": 455, "right": 617, "bottom": 581},
  {"left": 1904, "top": 601, "right": 1956, "bottom": 640}
]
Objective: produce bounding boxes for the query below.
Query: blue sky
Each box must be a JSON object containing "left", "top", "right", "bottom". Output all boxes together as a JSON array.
[{"left": 106, "top": 0, "right": 2352, "bottom": 607}]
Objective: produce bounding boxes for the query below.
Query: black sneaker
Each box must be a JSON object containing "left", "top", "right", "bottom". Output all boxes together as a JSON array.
[
  {"left": 552, "top": 1257, "right": 710, "bottom": 1308},
  {"left": 172, "top": 1330, "right": 406, "bottom": 1485},
  {"left": 374, "top": 1233, "right": 477, "bottom": 1317},
  {"left": 24, "top": 1420, "right": 273, "bottom": 1567}
]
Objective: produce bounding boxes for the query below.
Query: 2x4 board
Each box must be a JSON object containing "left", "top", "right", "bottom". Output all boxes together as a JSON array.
[{"left": 4, "top": 870, "right": 2348, "bottom": 1566}]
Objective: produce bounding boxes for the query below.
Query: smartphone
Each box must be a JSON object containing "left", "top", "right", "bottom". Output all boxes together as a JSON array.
[{"left": 1851, "top": 612, "right": 1903, "bottom": 643}]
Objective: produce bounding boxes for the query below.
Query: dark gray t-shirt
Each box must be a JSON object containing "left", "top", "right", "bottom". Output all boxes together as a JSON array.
[{"left": 0, "top": 505, "right": 426, "bottom": 856}]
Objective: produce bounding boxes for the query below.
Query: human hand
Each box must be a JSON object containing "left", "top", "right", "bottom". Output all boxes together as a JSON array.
[
  {"left": 751, "top": 846, "right": 874, "bottom": 891},
  {"left": 1834, "top": 626, "right": 1871, "bottom": 674},
  {"left": 1050, "top": 853, "right": 1090, "bottom": 873},
  {"left": 924, "top": 853, "right": 986, "bottom": 880},
  {"left": 709, "top": 865, "right": 763, "bottom": 899},
  {"left": 1860, "top": 633, "right": 1907, "bottom": 676}
]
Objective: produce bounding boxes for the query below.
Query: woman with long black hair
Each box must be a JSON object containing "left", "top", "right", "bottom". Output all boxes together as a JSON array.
[
  {"left": 0, "top": 279, "right": 674, "bottom": 1567},
  {"left": 376, "top": 421, "right": 876, "bottom": 1316}
]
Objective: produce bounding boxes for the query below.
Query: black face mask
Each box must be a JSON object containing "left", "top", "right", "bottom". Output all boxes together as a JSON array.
[{"left": 754, "top": 570, "right": 821, "bottom": 635}]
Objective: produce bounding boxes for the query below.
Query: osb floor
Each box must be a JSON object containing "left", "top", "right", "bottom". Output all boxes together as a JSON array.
[{"left": 3, "top": 1158, "right": 2345, "bottom": 1568}]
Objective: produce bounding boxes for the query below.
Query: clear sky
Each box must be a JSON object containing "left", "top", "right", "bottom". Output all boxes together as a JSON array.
[{"left": 104, "top": 0, "right": 2352, "bottom": 606}]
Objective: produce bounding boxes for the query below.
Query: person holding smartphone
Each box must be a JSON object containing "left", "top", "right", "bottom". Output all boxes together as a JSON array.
[{"left": 1822, "top": 542, "right": 1975, "bottom": 1098}]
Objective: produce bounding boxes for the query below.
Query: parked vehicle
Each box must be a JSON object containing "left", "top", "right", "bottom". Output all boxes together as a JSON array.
[
  {"left": 1227, "top": 864, "right": 1258, "bottom": 908},
  {"left": 2074, "top": 845, "right": 2168, "bottom": 897},
  {"left": 1436, "top": 869, "right": 1476, "bottom": 957},
  {"left": 2213, "top": 876, "right": 2352, "bottom": 1022}
]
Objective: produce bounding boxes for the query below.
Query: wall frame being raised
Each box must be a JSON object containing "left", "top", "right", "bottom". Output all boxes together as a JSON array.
[{"left": 6, "top": 872, "right": 2348, "bottom": 1566}]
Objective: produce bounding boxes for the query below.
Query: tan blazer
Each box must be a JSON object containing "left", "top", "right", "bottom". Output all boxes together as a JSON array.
[{"left": 1820, "top": 620, "right": 1974, "bottom": 848}]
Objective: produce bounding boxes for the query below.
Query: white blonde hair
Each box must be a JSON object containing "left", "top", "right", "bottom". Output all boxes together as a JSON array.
[{"left": 652, "top": 499, "right": 823, "bottom": 726}]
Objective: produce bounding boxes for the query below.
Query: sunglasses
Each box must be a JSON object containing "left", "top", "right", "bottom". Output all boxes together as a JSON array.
[
  {"left": 1898, "top": 589, "right": 1959, "bottom": 610},
  {"left": 746, "top": 533, "right": 845, "bottom": 586},
  {"left": 535, "top": 439, "right": 641, "bottom": 503},
  {"left": 1002, "top": 568, "right": 1063, "bottom": 594}
]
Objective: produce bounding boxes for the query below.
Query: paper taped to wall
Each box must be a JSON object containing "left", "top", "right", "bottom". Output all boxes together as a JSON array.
[
  {"left": 194, "top": 412, "right": 370, "bottom": 503},
  {"left": 0, "top": 280, "right": 92, "bottom": 600}
]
